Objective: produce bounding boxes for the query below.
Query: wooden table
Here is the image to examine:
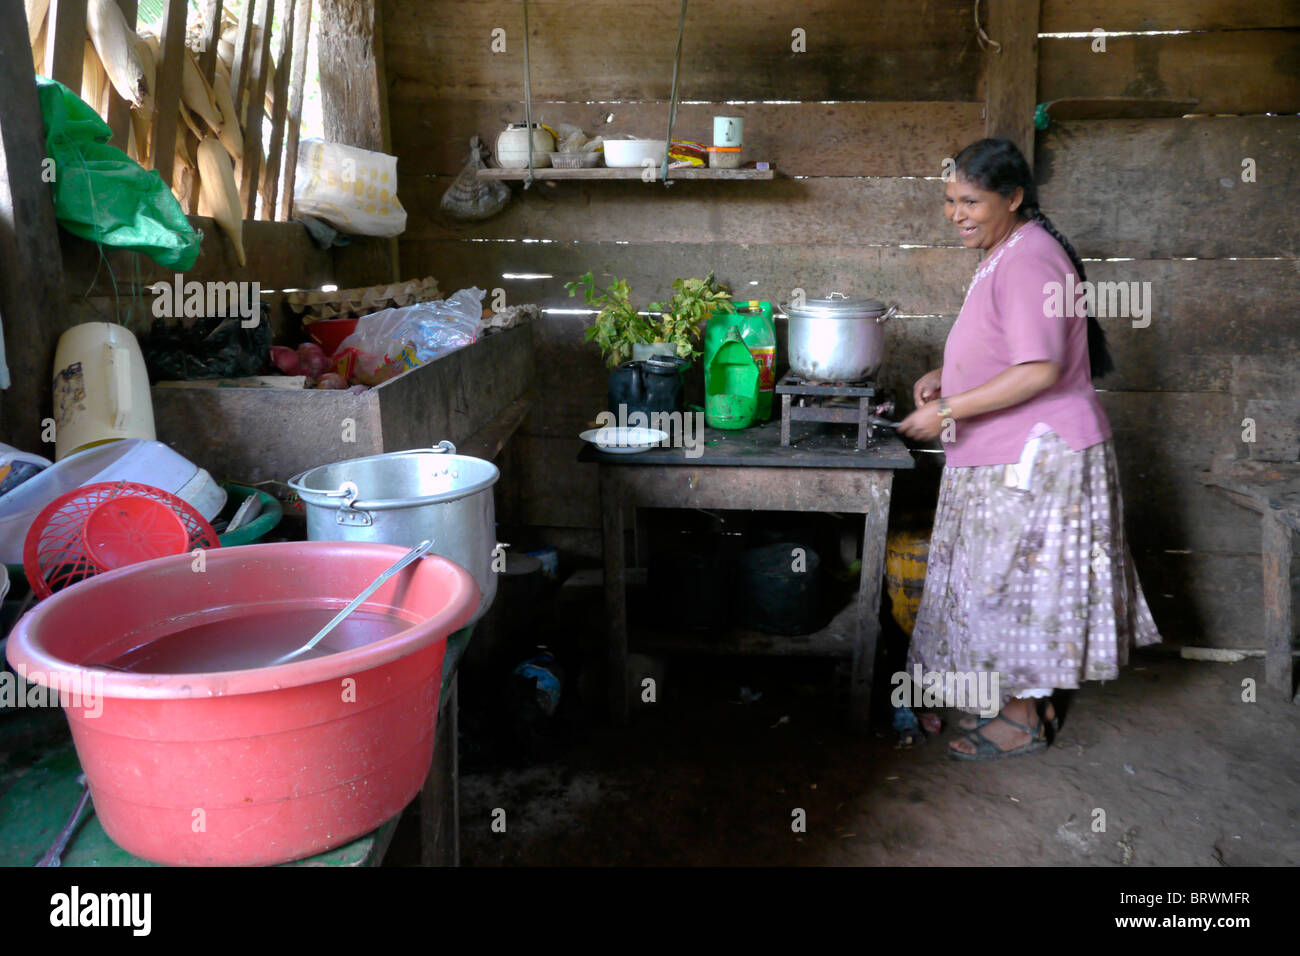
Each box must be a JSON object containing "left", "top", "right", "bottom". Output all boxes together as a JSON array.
[
  {"left": 580, "top": 419, "right": 914, "bottom": 730},
  {"left": 1199, "top": 460, "right": 1300, "bottom": 702}
]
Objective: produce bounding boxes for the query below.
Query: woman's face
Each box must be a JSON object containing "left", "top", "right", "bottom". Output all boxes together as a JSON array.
[{"left": 944, "top": 175, "right": 1024, "bottom": 251}]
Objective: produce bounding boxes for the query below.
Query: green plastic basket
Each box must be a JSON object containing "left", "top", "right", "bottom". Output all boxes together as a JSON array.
[{"left": 217, "top": 484, "right": 283, "bottom": 546}]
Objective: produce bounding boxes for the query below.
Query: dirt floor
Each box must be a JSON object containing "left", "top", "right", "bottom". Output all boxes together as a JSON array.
[{"left": 439, "top": 647, "right": 1300, "bottom": 867}]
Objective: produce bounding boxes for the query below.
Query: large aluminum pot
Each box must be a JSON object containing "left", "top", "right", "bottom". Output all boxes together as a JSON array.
[
  {"left": 288, "top": 441, "right": 499, "bottom": 622},
  {"left": 782, "top": 292, "right": 898, "bottom": 383}
]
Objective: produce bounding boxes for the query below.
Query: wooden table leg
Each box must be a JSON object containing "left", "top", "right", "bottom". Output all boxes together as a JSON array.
[
  {"left": 600, "top": 467, "right": 629, "bottom": 724},
  {"left": 849, "top": 475, "right": 893, "bottom": 732},
  {"left": 1261, "top": 513, "right": 1295, "bottom": 702},
  {"left": 420, "top": 675, "right": 459, "bottom": 865}
]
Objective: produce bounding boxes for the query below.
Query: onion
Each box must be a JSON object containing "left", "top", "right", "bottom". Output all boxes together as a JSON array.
[
  {"left": 270, "top": 346, "right": 300, "bottom": 374},
  {"left": 296, "top": 343, "right": 331, "bottom": 379},
  {"left": 316, "top": 372, "right": 347, "bottom": 389}
]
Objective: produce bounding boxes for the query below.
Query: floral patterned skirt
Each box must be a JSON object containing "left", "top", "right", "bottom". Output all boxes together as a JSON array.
[{"left": 906, "top": 432, "right": 1161, "bottom": 712}]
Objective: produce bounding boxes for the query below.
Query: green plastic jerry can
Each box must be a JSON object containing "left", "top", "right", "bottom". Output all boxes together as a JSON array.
[
  {"left": 705, "top": 327, "right": 760, "bottom": 430},
  {"left": 704, "top": 301, "right": 776, "bottom": 421}
]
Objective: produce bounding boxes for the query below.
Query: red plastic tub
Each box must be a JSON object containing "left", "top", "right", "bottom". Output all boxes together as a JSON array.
[{"left": 5, "top": 541, "right": 478, "bottom": 866}]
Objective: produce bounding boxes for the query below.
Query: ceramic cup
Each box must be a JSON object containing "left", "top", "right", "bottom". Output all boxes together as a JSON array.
[{"left": 713, "top": 116, "right": 743, "bottom": 147}]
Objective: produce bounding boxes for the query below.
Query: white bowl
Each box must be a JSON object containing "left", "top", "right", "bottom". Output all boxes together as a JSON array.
[
  {"left": 603, "top": 140, "right": 669, "bottom": 168},
  {"left": 580, "top": 427, "right": 669, "bottom": 454}
]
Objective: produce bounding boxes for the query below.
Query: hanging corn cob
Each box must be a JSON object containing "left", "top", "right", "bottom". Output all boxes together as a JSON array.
[
  {"left": 86, "top": 0, "right": 147, "bottom": 106},
  {"left": 212, "top": 70, "right": 244, "bottom": 163},
  {"left": 197, "top": 136, "right": 246, "bottom": 267},
  {"left": 181, "top": 48, "right": 224, "bottom": 133}
]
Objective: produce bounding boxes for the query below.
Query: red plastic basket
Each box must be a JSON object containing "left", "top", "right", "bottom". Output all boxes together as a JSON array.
[{"left": 23, "top": 481, "right": 219, "bottom": 599}]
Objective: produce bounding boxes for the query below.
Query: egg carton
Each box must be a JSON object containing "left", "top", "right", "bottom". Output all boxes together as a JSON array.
[{"left": 289, "top": 277, "right": 442, "bottom": 321}]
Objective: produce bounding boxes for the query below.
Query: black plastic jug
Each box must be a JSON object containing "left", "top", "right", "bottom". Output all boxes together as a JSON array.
[{"left": 606, "top": 355, "right": 687, "bottom": 420}]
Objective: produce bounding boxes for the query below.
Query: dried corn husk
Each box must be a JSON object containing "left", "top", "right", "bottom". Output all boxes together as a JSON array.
[
  {"left": 178, "top": 99, "right": 206, "bottom": 141},
  {"left": 129, "top": 34, "right": 156, "bottom": 164},
  {"left": 173, "top": 153, "right": 196, "bottom": 210},
  {"left": 197, "top": 136, "right": 245, "bottom": 267},
  {"left": 212, "top": 71, "right": 244, "bottom": 162},
  {"left": 81, "top": 40, "right": 109, "bottom": 116},
  {"left": 132, "top": 34, "right": 156, "bottom": 110},
  {"left": 86, "top": 0, "right": 147, "bottom": 106},
  {"left": 31, "top": 14, "right": 47, "bottom": 76},
  {"left": 181, "top": 49, "right": 223, "bottom": 132},
  {"left": 25, "top": 0, "right": 49, "bottom": 47}
]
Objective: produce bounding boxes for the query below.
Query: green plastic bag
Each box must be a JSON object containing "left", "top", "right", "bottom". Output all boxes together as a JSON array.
[{"left": 35, "top": 76, "right": 200, "bottom": 271}]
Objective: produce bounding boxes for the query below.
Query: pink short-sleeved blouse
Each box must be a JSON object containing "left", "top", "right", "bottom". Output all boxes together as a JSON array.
[{"left": 940, "top": 219, "right": 1111, "bottom": 467}]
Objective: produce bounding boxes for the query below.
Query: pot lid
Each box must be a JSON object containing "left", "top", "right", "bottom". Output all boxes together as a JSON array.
[{"left": 784, "top": 292, "right": 887, "bottom": 318}]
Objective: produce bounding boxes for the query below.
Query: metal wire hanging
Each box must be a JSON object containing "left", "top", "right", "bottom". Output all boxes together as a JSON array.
[{"left": 661, "top": 0, "right": 689, "bottom": 184}]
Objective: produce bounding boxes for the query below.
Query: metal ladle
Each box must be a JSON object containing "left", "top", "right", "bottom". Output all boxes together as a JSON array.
[{"left": 268, "top": 540, "right": 434, "bottom": 666}]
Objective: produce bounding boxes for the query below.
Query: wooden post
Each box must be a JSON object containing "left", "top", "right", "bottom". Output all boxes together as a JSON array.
[
  {"left": 105, "top": 0, "right": 138, "bottom": 152},
  {"left": 0, "top": 6, "right": 68, "bottom": 450},
  {"left": 197, "top": 0, "right": 224, "bottom": 84},
  {"left": 983, "top": 0, "right": 1040, "bottom": 168},
  {"left": 259, "top": 0, "right": 297, "bottom": 218},
  {"left": 279, "top": 0, "right": 312, "bottom": 222},
  {"left": 600, "top": 469, "right": 629, "bottom": 725},
  {"left": 315, "top": 0, "right": 398, "bottom": 281},
  {"left": 45, "top": 0, "right": 89, "bottom": 91},
  {"left": 151, "top": 0, "right": 188, "bottom": 187},
  {"left": 238, "top": 0, "right": 274, "bottom": 219},
  {"left": 850, "top": 476, "right": 893, "bottom": 732},
  {"left": 1260, "top": 513, "right": 1295, "bottom": 700}
]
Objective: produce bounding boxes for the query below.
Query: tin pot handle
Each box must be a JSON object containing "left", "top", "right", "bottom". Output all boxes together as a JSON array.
[
  {"left": 876, "top": 305, "right": 899, "bottom": 325},
  {"left": 320, "top": 480, "right": 361, "bottom": 506},
  {"left": 431, "top": 440, "right": 456, "bottom": 454}
]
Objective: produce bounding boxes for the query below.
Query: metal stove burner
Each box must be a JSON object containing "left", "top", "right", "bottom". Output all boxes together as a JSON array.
[{"left": 775, "top": 370, "right": 890, "bottom": 450}]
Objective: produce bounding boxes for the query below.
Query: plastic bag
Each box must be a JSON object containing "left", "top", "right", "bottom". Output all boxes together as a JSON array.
[
  {"left": 293, "top": 139, "right": 407, "bottom": 238},
  {"left": 335, "top": 288, "right": 484, "bottom": 384},
  {"left": 35, "top": 77, "right": 200, "bottom": 270},
  {"left": 440, "top": 137, "right": 510, "bottom": 221},
  {"left": 141, "top": 308, "right": 273, "bottom": 382}
]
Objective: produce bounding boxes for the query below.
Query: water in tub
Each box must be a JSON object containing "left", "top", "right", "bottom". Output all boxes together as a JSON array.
[{"left": 103, "top": 607, "right": 416, "bottom": 674}]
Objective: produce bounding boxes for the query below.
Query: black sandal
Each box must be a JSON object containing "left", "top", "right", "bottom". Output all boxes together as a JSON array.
[{"left": 947, "top": 712, "right": 1048, "bottom": 761}]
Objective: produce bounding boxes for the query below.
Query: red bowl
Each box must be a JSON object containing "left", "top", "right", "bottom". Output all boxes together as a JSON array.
[
  {"left": 305, "top": 318, "right": 359, "bottom": 356},
  {"left": 83, "top": 496, "right": 190, "bottom": 570}
]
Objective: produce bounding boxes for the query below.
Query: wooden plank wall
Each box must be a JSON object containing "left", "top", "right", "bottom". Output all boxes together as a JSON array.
[
  {"left": 384, "top": 0, "right": 1299, "bottom": 647},
  {"left": 1035, "top": 0, "right": 1300, "bottom": 647},
  {"left": 384, "top": 0, "right": 985, "bottom": 543}
]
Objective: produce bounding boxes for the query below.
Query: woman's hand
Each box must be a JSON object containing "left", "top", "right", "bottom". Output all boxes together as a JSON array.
[
  {"left": 913, "top": 368, "right": 943, "bottom": 408},
  {"left": 897, "top": 401, "right": 945, "bottom": 441}
]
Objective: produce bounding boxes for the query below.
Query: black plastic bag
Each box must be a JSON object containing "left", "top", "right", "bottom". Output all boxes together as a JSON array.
[{"left": 142, "top": 306, "right": 273, "bottom": 382}]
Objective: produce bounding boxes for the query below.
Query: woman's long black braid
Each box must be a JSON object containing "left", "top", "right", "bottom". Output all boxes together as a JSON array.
[{"left": 953, "top": 138, "right": 1114, "bottom": 379}]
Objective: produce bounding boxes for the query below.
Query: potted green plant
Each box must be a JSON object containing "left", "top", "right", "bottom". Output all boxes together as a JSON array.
[
  {"left": 648, "top": 272, "right": 733, "bottom": 362},
  {"left": 565, "top": 271, "right": 658, "bottom": 368},
  {"left": 566, "top": 270, "right": 733, "bottom": 366}
]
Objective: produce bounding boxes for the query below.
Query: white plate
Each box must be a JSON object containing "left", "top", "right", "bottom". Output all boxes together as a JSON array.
[{"left": 580, "top": 427, "right": 669, "bottom": 454}]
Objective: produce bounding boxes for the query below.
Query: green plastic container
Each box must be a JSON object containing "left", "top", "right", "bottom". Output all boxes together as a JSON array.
[
  {"left": 705, "top": 328, "right": 760, "bottom": 430},
  {"left": 704, "top": 300, "right": 776, "bottom": 421},
  {"left": 217, "top": 483, "right": 284, "bottom": 546}
]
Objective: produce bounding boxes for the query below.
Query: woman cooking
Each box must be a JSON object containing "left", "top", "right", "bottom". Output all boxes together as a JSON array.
[{"left": 896, "top": 138, "right": 1160, "bottom": 760}]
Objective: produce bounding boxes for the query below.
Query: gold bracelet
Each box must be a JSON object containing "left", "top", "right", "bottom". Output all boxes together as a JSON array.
[{"left": 937, "top": 399, "right": 953, "bottom": 420}]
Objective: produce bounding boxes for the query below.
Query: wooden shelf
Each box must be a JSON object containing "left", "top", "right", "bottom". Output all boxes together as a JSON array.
[{"left": 477, "top": 166, "right": 775, "bottom": 182}]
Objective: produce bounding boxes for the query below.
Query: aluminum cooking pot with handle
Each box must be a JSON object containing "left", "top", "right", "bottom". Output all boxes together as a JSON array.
[
  {"left": 781, "top": 292, "right": 898, "bottom": 383},
  {"left": 288, "top": 441, "right": 499, "bottom": 622}
]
